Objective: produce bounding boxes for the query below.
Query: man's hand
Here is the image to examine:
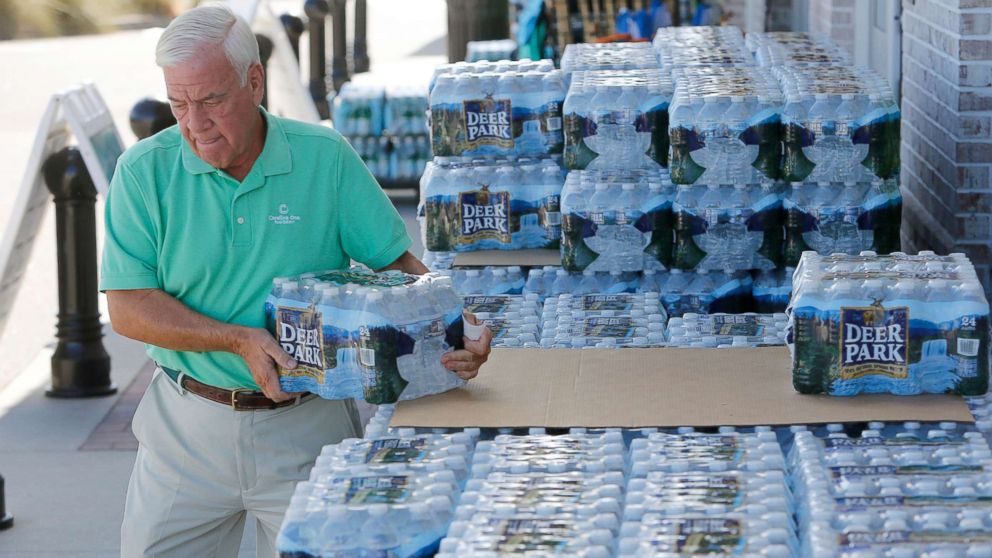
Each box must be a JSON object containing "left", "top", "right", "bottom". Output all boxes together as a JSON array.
[
  {"left": 440, "top": 314, "right": 493, "bottom": 380},
  {"left": 233, "top": 327, "right": 301, "bottom": 402}
]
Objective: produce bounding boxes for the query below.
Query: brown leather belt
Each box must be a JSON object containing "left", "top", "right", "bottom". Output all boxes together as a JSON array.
[{"left": 159, "top": 365, "right": 305, "bottom": 411}]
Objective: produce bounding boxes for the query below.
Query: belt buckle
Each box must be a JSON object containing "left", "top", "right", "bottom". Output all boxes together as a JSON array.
[{"left": 230, "top": 388, "right": 254, "bottom": 410}]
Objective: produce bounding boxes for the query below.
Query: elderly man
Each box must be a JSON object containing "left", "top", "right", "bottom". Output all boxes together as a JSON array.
[{"left": 101, "top": 5, "right": 491, "bottom": 557}]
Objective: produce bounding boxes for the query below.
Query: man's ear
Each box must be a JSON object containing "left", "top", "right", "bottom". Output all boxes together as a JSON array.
[{"left": 249, "top": 63, "right": 265, "bottom": 106}]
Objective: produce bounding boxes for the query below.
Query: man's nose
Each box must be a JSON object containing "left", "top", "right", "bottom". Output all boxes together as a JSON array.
[{"left": 186, "top": 104, "right": 212, "bottom": 132}]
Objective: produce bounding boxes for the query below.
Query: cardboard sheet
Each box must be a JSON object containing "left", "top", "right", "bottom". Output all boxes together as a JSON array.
[
  {"left": 452, "top": 249, "right": 562, "bottom": 268},
  {"left": 391, "top": 347, "right": 975, "bottom": 428}
]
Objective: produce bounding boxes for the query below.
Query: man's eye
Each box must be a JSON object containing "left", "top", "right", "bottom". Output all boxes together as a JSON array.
[
  {"left": 204, "top": 99, "right": 221, "bottom": 108},
  {"left": 171, "top": 102, "right": 187, "bottom": 111}
]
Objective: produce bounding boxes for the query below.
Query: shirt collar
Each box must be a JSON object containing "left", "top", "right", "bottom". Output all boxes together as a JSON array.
[{"left": 180, "top": 107, "right": 293, "bottom": 178}]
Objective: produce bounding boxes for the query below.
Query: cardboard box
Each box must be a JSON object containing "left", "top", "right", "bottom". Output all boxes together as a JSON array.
[
  {"left": 452, "top": 249, "right": 562, "bottom": 269},
  {"left": 391, "top": 347, "right": 975, "bottom": 428}
]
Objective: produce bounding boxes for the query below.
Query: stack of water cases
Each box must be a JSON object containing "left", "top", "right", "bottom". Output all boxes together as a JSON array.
[
  {"left": 621, "top": 430, "right": 798, "bottom": 556},
  {"left": 265, "top": 267, "right": 467, "bottom": 404},
  {"left": 443, "top": 265, "right": 527, "bottom": 295},
  {"left": 462, "top": 294, "right": 544, "bottom": 348},
  {"left": 437, "top": 429, "right": 627, "bottom": 557},
  {"left": 276, "top": 429, "right": 477, "bottom": 557},
  {"left": 420, "top": 156, "right": 564, "bottom": 252},
  {"left": 789, "top": 251, "right": 990, "bottom": 396},
  {"left": 666, "top": 312, "right": 788, "bottom": 348},
  {"left": 764, "top": 35, "right": 902, "bottom": 264},
  {"left": 331, "top": 83, "right": 430, "bottom": 184},
  {"left": 790, "top": 423, "right": 992, "bottom": 557},
  {"left": 540, "top": 292, "right": 668, "bottom": 348},
  {"left": 562, "top": 68, "right": 674, "bottom": 171}
]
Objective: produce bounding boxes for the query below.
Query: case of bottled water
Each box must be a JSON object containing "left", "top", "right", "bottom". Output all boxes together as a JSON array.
[
  {"left": 421, "top": 156, "right": 564, "bottom": 252},
  {"left": 629, "top": 432, "right": 788, "bottom": 476},
  {"left": 617, "top": 514, "right": 796, "bottom": 557},
  {"left": 753, "top": 267, "right": 794, "bottom": 313},
  {"left": 312, "top": 430, "right": 477, "bottom": 482},
  {"left": 657, "top": 269, "right": 755, "bottom": 316},
  {"left": 774, "top": 65, "right": 900, "bottom": 183},
  {"left": 560, "top": 42, "right": 660, "bottom": 80},
  {"left": 383, "top": 85, "right": 429, "bottom": 136},
  {"left": 672, "top": 182, "right": 784, "bottom": 272},
  {"left": 653, "top": 25, "right": 753, "bottom": 70},
  {"left": 465, "top": 39, "right": 518, "bottom": 63},
  {"left": 471, "top": 431, "right": 628, "bottom": 477},
  {"left": 746, "top": 32, "right": 851, "bottom": 67},
  {"left": 625, "top": 470, "right": 792, "bottom": 518},
  {"left": 277, "top": 464, "right": 461, "bottom": 558},
  {"left": 666, "top": 313, "right": 788, "bottom": 348},
  {"left": 789, "top": 251, "right": 990, "bottom": 396},
  {"left": 560, "top": 168, "right": 675, "bottom": 272},
  {"left": 267, "top": 267, "right": 470, "bottom": 405},
  {"left": 783, "top": 179, "right": 902, "bottom": 265},
  {"left": 540, "top": 306, "right": 668, "bottom": 349},
  {"left": 445, "top": 266, "right": 528, "bottom": 295},
  {"left": 668, "top": 67, "right": 784, "bottom": 185},
  {"left": 429, "top": 60, "right": 565, "bottom": 158},
  {"left": 462, "top": 294, "right": 543, "bottom": 348},
  {"left": 562, "top": 70, "right": 674, "bottom": 170}
]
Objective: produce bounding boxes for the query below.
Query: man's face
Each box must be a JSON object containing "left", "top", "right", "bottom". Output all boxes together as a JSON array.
[{"left": 163, "top": 46, "right": 264, "bottom": 175}]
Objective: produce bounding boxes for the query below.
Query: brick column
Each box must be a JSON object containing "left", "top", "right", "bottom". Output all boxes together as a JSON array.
[{"left": 901, "top": 0, "right": 992, "bottom": 289}]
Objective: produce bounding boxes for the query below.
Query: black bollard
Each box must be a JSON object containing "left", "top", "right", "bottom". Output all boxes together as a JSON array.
[
  {"left": 304, "top": 0, "right": 330, "bottom": 119},
  {"left": 329, "top": 0, "right": 349, "bottom": 91},
  {"left": 255, "top": 33, "right": 274, "bottom": 110},
  {"left": 128, "top": 98, "right": 176, "bottom": 141},
  {"left": 42, "top": 148, "right": 116, "bottom": 399},
  {"left": 0, "top": 474, "right": 12, "bottom": 530},
  {"left": 279, "top": 13, "right": 305, "bottom": 62},
  {"left": 353, "top": 0, "right": 369, "bottom": 73}
]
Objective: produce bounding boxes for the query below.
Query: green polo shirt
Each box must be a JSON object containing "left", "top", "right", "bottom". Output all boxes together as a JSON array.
[{"left": 100, "top": 109, "right": 411, "bottom": 389}]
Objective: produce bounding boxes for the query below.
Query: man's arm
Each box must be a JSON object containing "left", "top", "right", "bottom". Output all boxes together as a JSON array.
[
  {"left": 376, "top": 250, "right": 428, "bottom": 275},
  {"left": 107, "top": 289, "right": 297, "bottom": 401}
]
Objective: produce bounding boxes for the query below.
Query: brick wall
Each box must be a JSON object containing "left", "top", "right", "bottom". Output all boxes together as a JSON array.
[
  {"left": 808, "top": 0, "right": 855, "bottom": 55},
  {"left": 901, "top": 0, "right": 992, "bottom": 289}
]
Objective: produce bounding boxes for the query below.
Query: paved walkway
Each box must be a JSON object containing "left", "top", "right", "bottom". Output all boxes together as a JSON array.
[{"left": 0, "top": 1, "right": 445, "bottom": 555}]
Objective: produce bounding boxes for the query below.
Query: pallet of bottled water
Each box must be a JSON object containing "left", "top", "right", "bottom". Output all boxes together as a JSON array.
[
  {"left": 438, "top": 429, "right": 625, "bottom": 557},
  {"left": 277, "top": 429, "right": 477, "bottom": 558},
  {"left": 350, "top": 134, "right": 430, "bottom": 183},
  {"left": 653, "top": 25, "right": 751, "bottom": 66},
  {"left": 753, "top": 266, "right": 794, "bottom": 313},
  {"left": 428, "top": 59, "right": 565, "bottom": 157},
  {"left": 672, "top": 181, "right": 784, "bottom": 272},
  {"left": 775, "top": 64, "right": 900, "bottom": 183},
  {"left": 540, "top": 292, "right": 668, "bottom": 348},
  {"left": 622, "top": 430, "right": 798, "bottom": 556},
  {"left": 331, "top": 82, "right": 386, "bottom": 136},
  {"left": 789, "top": 424, "right": 992, "bottom": 557},
  {"left": 746, "top": 31, "right": 851, "bottom": 67},
  {"left": 783, "top": 179, "right": 902, "bottom": 265},
  {"left": 266, "top": 267, "right": 469, "bottom": 405},
  {"left": 562, "top": 69, "right": 674, "bottom": 170},
  {"left": 462, "top": 293, "right": 543, "bottom": 348},
  {"left": 789, "top": 251, "right": 990, "bottom": 396},
  {"left": 421, "top": 156, "right": 563, "bottom": 252},
  {"left": 559, "top": 42, "right": 660, "bottom": 79},
  {"left": 560, "top": 168, "right": 675, "bottom": 272},
  {"left": 666, "top": 313, "right": 788, "bottom": 348},
  {"left": 668, "top": 66, "right": 784, "bottom": 185}
]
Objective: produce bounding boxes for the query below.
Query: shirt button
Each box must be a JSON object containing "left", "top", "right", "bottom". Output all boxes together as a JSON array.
[{"left": 237, "top": 217, "right": 245, "bottom": 225}]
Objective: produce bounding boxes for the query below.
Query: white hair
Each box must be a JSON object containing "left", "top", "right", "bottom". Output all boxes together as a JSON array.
[{"left": 156, "top": 3, "right": 259, "bottom": 87}]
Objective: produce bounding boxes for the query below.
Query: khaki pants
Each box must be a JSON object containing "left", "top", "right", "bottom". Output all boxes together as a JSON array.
[{"left": 121, "top": 368, "right": 361, "bottom": 558}]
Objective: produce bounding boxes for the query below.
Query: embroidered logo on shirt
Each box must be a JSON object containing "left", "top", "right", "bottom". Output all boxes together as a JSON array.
[{"left": 268, "top": 203, "right": 301, "bottom": 225}]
